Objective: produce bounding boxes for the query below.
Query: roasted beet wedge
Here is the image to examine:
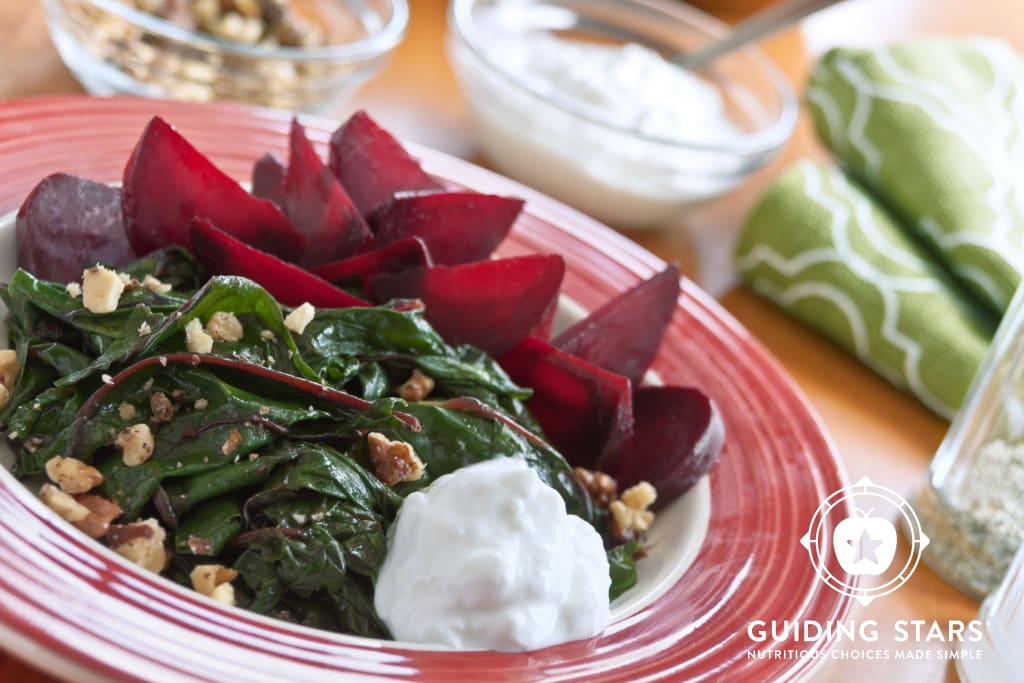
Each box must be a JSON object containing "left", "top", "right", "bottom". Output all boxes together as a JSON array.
[
  {"left": 328, "top": 111, "right": 442, "bottom": 215},
  {"left": 190, "top": 218, "right": 369, "bottom": 308},
  {"left": 122, "top": 116, "right": 306, "bottom": 261},
  {"left": 369, "top": 191, "right": 523, "bottom": 265},
  {"left": 499, "top": 335, "right": 633, "bottom": 471},
  {"left": 252, "top": 152, "right": 286, "bottom": 209},
  {"left": 614, "top": 386, "right": 724, "bottom": 503},
  {"left": 283, "top": 119, "right": 371, "bottom": 267},
  {"left": 312, "top": 237, "right": 431, "bottom": 290},
  {"left": 552, "top": 265, "right": 681, "bottom": 384},
  {"left": 369, "top": 254, "right": 565, "bottom": 355},
  {"left": 16, "top": 173, "right": 136, "bottom": 282}
]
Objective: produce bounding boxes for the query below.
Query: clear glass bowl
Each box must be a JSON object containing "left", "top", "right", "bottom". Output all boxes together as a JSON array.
[
  {"left": 917, "top": 283, "right": 1024, "bottom": 598},
  {"left": 43, "top": 0, "right": 408, "bottom": 113},
  {"left": 446, "top": 0, "right": 798, "bottom": 230}
]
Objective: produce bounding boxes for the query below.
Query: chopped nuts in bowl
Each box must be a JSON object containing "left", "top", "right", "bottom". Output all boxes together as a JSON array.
[{"left": 42, "top": 0, "right": 409, "bottom": 112}]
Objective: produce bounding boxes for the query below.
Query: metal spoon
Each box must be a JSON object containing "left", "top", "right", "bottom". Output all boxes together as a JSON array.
[{"left": 676, "top": 0, "right": 849, "bottom": 69}]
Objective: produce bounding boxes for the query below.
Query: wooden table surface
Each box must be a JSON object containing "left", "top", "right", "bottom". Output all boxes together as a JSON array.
[{"left": 2, "top": 0, "right": 1022, "bottom": 681}]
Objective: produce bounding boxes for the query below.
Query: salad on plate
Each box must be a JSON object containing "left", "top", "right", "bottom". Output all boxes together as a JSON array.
[{"left": 0, "top": 111, "right": 723, "bottom": 651}]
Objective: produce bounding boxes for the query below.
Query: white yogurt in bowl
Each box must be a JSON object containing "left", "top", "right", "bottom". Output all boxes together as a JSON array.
[{"left": 447, "top": 0, "right": 797, "bottom": 229}]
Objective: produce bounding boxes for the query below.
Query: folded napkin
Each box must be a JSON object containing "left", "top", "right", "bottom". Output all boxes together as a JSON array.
[
  {"left": 737, "top": 160, "right": 993, "bottom": 418},
  {"left": 806, "top": 38, "right": 1024, "bottom": 315}
]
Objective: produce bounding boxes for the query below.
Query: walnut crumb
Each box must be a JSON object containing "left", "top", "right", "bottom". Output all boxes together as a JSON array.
[
  {"left": 118, "top": 402, "right": 138, "bottom": 421},
  {"left": 194, "top": 398, "right": 209, "bottom": 410},
  {"left": 142, "top": 274, "right": 172, "bottom": 294},
  {"left": 221, "top": 428, "right": 242, "bottom": 456},
  {"left": 206, "top": 311, "right": 244, "bottom": 342},
  {"left": 283, "top": 302, "right": 315, "bottom": 335},
  {"left": 190, "top": 564, "right": 238, "bottom": 605},
  {"left": 367, "top": 432, "right": 424, "bottom": 486},
  {"left": 149, "top": 392, "right": 176, "bottom": 423},
  {"left": 259, "top": 329, "right": 276, "bottom": 342},
  {"left": 108, "top": 518, "right": 168, "bottom": 573},
  {"left": 65, "top": 282, "right": 82, "bottom": 298},
  {"left": 115, "top": 423, "right": 155, "bottom": 466},
  {"left": 573, "top": 467, "right": 618, "bottom": 508},
  {"left": 45, "top": 456, "right": 103, "bottom": 494},
  {"left": 609, "top": 481, "right": 657, "bottom": 544},
  {"left": 397, "top": 369, "right": 435, "bottom": 402},
  {"left": 39, "top": 483, "right": 90, "bottom": 523}
]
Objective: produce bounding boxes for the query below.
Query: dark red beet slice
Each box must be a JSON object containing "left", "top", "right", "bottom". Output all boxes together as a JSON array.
[
  {"left": 614, "top": 386, "right": 724, "bottom": 504},
  {"left": 369, "top": 255, "right": 565, "bottom": 355},
  {"left": 252, "top": 152, "right": 286, "bottom": 208},
  {"left": 552, "top": 265, "right": 681, "bottom": 385},
  {"left": 189, "top": 218, "right": 369, "bottom": 308},
  {"left": 283, "top": 118, "right": 371, "bottom": 267},
  {"left": 312, "top": 237, "right": 431, "bottom": 289},
  {"left": 328, "top": 110, "right": 442, "bottom": 216},
  {"left": 369, "top": 191, "right": 523, "bottom": 265},
  {"left": 499, "top": 335, "right": 633, "bottom": 471},
  {"left": 122, "top": 116, "right": 306, "bottom": 261},
  {"left": 16, "top": 173, "right": 136, "bottom": 282}
]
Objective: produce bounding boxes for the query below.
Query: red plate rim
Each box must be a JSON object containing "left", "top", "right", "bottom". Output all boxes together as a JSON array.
[{"left": 0, "top": 96, "right": 853, "bottom": 682}]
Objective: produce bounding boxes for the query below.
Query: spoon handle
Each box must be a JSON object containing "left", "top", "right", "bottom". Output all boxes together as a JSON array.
[{"left": 677, "top": 0, "right": 848, "bottom": 69}]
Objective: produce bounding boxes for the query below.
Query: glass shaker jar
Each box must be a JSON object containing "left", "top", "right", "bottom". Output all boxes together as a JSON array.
[{"left": 916, "top": 283, "right": 1024, "bottom": 598}]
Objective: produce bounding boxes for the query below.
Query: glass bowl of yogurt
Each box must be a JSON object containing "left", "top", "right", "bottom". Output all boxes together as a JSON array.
[{"left": 446, "top": 0, "right": 798, "bottom": 229}]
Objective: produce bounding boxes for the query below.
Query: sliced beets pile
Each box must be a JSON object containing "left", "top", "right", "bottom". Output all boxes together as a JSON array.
[{"left": 12, "top": 110, "right": 724, "bottom": 507}]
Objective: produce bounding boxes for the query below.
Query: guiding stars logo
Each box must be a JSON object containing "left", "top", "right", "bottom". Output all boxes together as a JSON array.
[{"left": 801, "top": 477, "right": 930, "bottom": 605}]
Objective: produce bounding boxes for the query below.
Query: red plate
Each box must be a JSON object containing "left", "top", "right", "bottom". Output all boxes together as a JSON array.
[{"left": 0, "top": 96, "right": 852, "bottom": 682}]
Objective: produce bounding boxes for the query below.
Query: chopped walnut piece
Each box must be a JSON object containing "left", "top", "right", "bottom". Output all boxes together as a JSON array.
[
  {"left": 206, "top": 311, "right": 244, "bottom": 342},
  {"left": 82, "top": 264, "right": 125, "bottom": 314},
  {"left": 397, "top": 369, "right": 435, "bottom": 402},
  {"left": 284, "top": 302, "right": 315, "bottom": 335},
  {"left": 45, "top": 456, "right": 104, "bottom": 494},
  {"left": 573, "top": 467, "right": 618, "bottom": 508},
  {"left": 118, "top": 402, "right": 138, "bottom": 421},
  {"left": 194, "top": 398, "right": 209, "bottom": 410},
  {"left": 185, "top": 318, "right": 214, "bottom": 354},
  {"left": 0, "top": 348, "right": 19, "bottom": 390},
  {"left": 259, "top": 329, "right": 276, "bottom": 342},
  {"left": 115, "top": 423, "right": 155, "bottom": 466},
  {"left": 39, "top": 483, "right": 90, "bottom": 523},
  {"left": 221, "top": 428, "right": 242, "bottom": 456},
  {"left": 367, "top": 432, "right": 424, "bottom": 486},
  {"left": 142, "top": 274, "right": 172, "bottom": 294},
  {"left": 108, "top": 518, "right": 168, "bottom": 573},
  {"left": 149, "top": 392, "right": 176, "bottom": 423},
  {"left": 190, "top": 564, "right": 239, "bottom": 606},
  {"left": 73, "top": 494, "right": 123, "bottom": 538},
  {"left": 609, "top": 481, "right": 657, "bottom": 543}
]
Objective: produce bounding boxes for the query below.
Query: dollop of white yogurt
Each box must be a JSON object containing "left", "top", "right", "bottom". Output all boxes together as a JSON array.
[{"left": 374, "top": 457, "right": 610, "bottom": 651}]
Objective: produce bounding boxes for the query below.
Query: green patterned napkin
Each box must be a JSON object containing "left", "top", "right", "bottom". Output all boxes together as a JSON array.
[
  {"left": 806, "top": 38, "right": 1024, "bottom": 315},
  {"left": 736, "top": 161, "right": 993, "bottom": 419}
]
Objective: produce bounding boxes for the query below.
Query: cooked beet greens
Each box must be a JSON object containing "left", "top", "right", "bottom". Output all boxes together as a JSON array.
[{"left": 1, "top": 257, "right": 631, "bottom": 637}]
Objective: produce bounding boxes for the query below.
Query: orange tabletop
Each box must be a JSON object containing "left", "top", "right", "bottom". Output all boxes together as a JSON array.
[{"left": 2, "top": 0, "right": 1022, "bottom": 681}]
